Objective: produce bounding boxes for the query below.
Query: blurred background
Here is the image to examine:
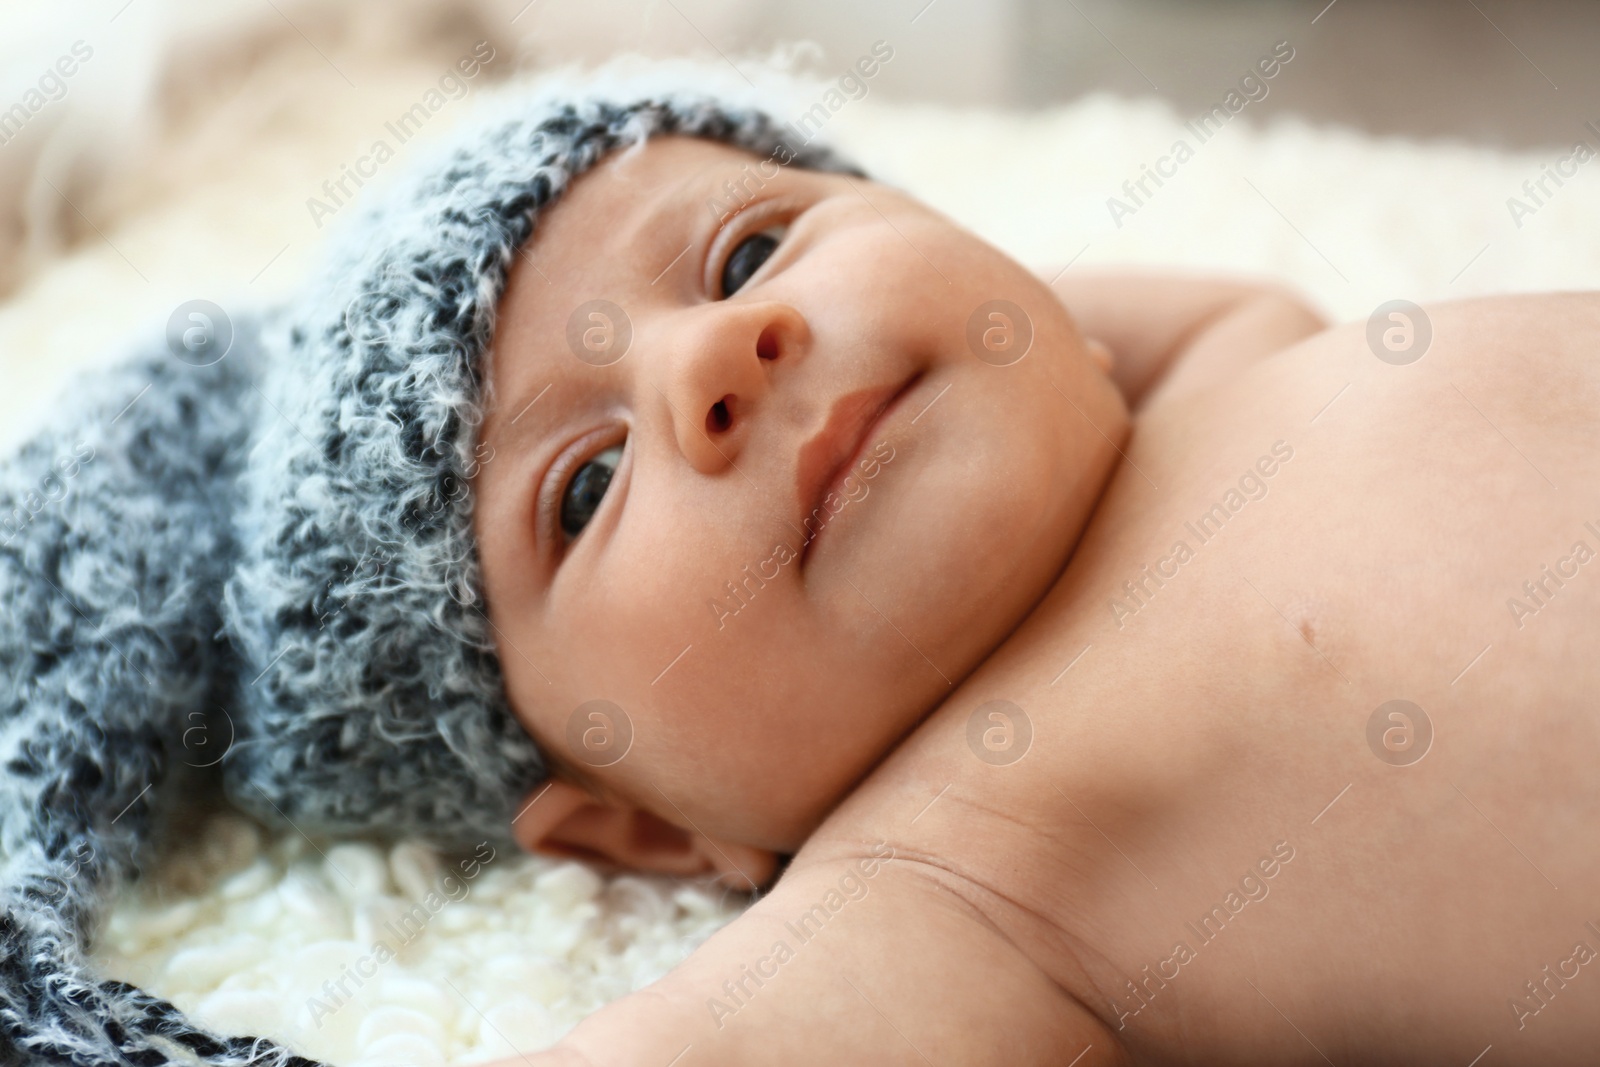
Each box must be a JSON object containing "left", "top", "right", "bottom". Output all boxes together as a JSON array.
[
  {"left": 531, "top": 0, "right": 1592, "bottom": 146},
  {"left": 3, "top": 0, "right": 1598, "bottom": 445},
  {"left": 2, "top": 0, "right": 1592, "bottom": 295}
]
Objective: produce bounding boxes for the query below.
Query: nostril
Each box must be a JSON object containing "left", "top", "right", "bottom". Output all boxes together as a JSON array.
[
  {"left": 756, "top": 325, "right": 780, "bottom": 361},
  {"left": 707, "top": 397, "right": 732, "bottom": 434}
]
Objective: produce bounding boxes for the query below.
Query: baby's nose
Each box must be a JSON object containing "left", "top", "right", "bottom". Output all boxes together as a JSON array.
[{"left": 658, "top": 300, "right": 809, "bottom": 475}]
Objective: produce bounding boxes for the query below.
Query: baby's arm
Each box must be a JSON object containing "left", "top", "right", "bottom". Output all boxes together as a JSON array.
[
  {"left": 1039, "top": 270, "right": 1327, "bottom": 411},
  {"left": 508, "top": 850, "right": 1122, "bottom": 1066}
]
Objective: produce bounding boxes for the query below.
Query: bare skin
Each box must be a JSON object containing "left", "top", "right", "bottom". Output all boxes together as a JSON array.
[{"left": 476, "top": 136, "right": 1600, "bottom": 1064}]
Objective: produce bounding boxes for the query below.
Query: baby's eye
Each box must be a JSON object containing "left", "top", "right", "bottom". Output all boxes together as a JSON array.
[
  {"left": 560, "top": 443, "right": 624, "bottom": 540},
  {"left": 720, "top": 225, "right": 787, "bottom": 297}
]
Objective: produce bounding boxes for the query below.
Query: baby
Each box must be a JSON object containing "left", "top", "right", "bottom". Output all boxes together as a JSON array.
[
  {"left": 2, "top": 65, "right": 1595, "bottom": 1067},
  {"left": 476, "top": 113, "right": 1600, "bottom": 1066}
]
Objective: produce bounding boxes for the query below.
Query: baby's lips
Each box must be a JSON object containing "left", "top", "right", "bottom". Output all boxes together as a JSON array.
[
  {"left": 794, "top": 380, "right": 901, "bottom": 519},
  {"left": 794, "top": 374, "right": 919, "bottom": 561}
]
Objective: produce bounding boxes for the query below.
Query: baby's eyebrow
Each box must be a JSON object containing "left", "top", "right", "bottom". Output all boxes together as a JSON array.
[
  {"left": 617, "top": 151, "right": 737, "bottom": 254},
  {"left": 659, "top": 150, "right": 792, "bottom": 244},
  {"left": 504, "top": 382, "right": 553, "bottom": 430},
  {"left": 480, "top": 371, "right": 569, "bottom": 478}
]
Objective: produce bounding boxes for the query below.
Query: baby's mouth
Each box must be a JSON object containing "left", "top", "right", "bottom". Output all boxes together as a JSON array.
[{"left": 794, "top": 372, "right": 920, "bottom": 564}]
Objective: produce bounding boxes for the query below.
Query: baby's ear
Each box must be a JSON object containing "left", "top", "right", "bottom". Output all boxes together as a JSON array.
[{"left": 509, "top": 778, "right": 777, "bottom": 892}]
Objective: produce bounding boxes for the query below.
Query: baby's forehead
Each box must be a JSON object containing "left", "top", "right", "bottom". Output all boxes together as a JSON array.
[{"left": 532, "top": 135, "right": 771, "bottom": 254}]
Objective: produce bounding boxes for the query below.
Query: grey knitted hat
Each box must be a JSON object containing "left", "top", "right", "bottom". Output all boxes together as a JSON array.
[{"left": 0, "top": 63, "right": 864, "bottom": 1067}]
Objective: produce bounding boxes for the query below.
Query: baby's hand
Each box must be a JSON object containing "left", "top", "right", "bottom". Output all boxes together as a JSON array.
[{"left": 1040, "top": 269, "right": 1327, "bottom": 410}]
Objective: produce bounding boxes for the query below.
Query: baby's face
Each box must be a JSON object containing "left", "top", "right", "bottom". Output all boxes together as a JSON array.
[{"left": 475, "top": 135, "right": 1126, "bottom": 853}]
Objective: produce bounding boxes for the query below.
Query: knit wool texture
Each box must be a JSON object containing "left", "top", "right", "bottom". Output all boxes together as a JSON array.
[{"left": 0, "top": 68, "right": 863, "bottom": 1067}]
